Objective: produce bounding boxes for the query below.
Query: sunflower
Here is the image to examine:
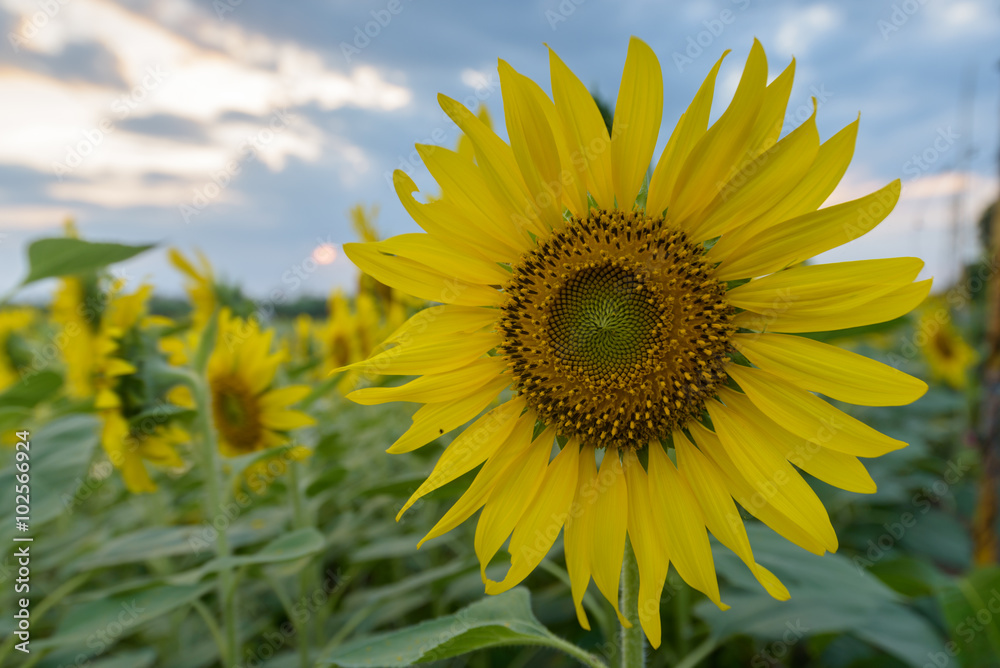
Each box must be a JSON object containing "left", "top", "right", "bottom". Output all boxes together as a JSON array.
[
  {"left": 0, "top": 308, "right": 34, "bottom": 390},
  {"left": 169, "top": 248, "right": 217, "bottom": 330},
  {"left": 54, "top": 277, "right": 187, "bottom": 492},
  {"left": 199, "top": 309, "right": 315, "bottom": 457},
  {"left": 918, "top": 310, "right": 977, "bottom": 390},
  {"left": 342, "top": 38, "right": 929, "bottom": 646}
]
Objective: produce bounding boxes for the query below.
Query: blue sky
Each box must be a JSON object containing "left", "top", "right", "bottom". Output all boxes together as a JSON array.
[{"left": 2, "top": 0, "right": 998, "bottom": 302}]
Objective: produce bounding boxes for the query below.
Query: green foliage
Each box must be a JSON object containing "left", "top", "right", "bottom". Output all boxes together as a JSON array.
[{"left": 20, "top": 238, "right": 154, "bottom": 286}]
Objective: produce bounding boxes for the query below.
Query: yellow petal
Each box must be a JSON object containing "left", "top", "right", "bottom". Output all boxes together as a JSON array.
[
  {"left": 732, "top": 279, "right": 932, "bottom": 333},
  {"left": 258, "top": 408, "right": 313, "bottom": 431},
  {"left": 417, "top": 145, "right": 531, "bottom": 257},
  {"left": 394, "top": 169, "right": 524, "bottom": 262},
  {"left": 707, "top": 397, "right": 838, "bottom": 552},
  {"left": 372, "top": 234, "right": 511, "bottom": 285},
  {"left": 711, "top": 179, "right": 902, "bottom": 280},
  {"left": 395, "top": 398, "right": 526, "bottom": 514},
  {"left": 475, "top": 426, "right": 556, "bottom": 578},
  {"left": 674, "top": 431, "right": 789, "bottom": 601},
  {"left": 344, "top": 242, "right": 503, "bottom": 307},
  {"left": 381, "top": 306, "right": 498, "bottom": 348},
  {"left": 338, "top": 331, "right": 499, "bottom": 377},
  {"left": 388, "top": 376, "right": 508, "bottom": 454},
  {"left": 689, "top": 422, "right": 828, "bottom": 555},
  {"left": 647, "top": 440, "right": 726, "bottom": 609},
  {"left": 611, "top": 36, "right": 662, "bottom": 209},
  {"left": 589, "top": 451, "right": 630, "bottom": 627},
  {"left": 685, "top": 99, "right": 819, "bottom": 241},
  {"left": 517, "top": 71, "right": 589, "bottom": 218},
  {"left": 669, "top": 39, "right": 767, "bottom": 224},
  {"left": 725, "top": 257, "right": 923, "bottom": 314},
  {"left": 646, "top": 52, "right": 728, "bottom": 217},
  {"left": 564, "top": 444, "right": 598, "bottom": 629},
  {"left": 347, "top": 356, "right": 506, "bottom": 405},
  {"left": 258, "top": 385, "right": 311, "bottom": 411},
  {"left": 622, "top": 450, "right": 668, "bottom": 648},
  {"left": 438, "top": 93, "right": 545, "bottom": 238},
  {"left": 734, "top": 332, "right": 927, "bottom": 406},
  {"left": 487, "top": 438, "right": 581, "bottom": 594},
  {"left": 726, "top": 365, "right": 906, "bottom": 458},
  {"left": 731, "top": 117, "right": 859, "bottom": 240},
  {"left": 745, "top": 58, "right": 795, "bottom": 159},
  {"left": 96, "top": 387, "right": 123, "bottom": 410},
  {"left": 499, "top": 59, "right": 564, "bottom": 230},
  {"left": 417, "top": 408, "right": 537, "bottom": 547},
  {"left": 106, "top": 358, "right": 137, "bottom": 377},
  {"left": 549, "top": 47, "right": 614, "bottom": 209},
  {"left": 722, "top": 390, "right": 876, "bottom": 494}
]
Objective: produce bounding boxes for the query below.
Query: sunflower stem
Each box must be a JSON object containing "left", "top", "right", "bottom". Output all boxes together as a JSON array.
[
  {"left": 619, "top": 537, "right": 645, "bottom": 668},
  {"left": 192, "top": 374, "right": 238, "bottom": 667},
  {"left": 288, "top": 460, "right": 313, "bottom": 668}
]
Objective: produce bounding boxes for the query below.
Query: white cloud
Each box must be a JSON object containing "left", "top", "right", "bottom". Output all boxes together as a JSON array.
[
  {"left": 0, "top": 0, "right": 411, "bottom": 212},
  {"left": 774, "top": 4, "right": 841, "bottom": 55}
]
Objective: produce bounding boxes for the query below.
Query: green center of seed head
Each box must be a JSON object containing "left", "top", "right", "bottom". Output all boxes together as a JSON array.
[{"left": 547, "top": 264, "right": 664, "bottom": 383}]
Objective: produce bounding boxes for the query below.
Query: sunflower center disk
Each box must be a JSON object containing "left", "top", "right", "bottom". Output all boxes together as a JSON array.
[
  {"left": 499, "top": 209, "right": 735, "bottom": 451},
  {"left": 548, "top": 265, "right": 665, "bottom": 384},
  {"left": 211, "top": 374, "right": 263, "bottom": 453}
]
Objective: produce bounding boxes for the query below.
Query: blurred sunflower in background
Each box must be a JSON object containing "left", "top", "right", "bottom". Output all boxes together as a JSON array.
[
  {"left": 918, "top": 309, "right": 978, "bottom": 390},
  {"left": 169, "top": 248, "right": 218, "bottom": 331},
  {"left": 0, "top": 308, "right": 34, "bottom": 390},
  {"left": 342, "top": 37, "right": 930, "bottom": 646},
  {"left": 170, "top": 309, "right": 315, "bottom": 458},
  {"left": 53, "top": 273, "right": 187, "bottom": 493}
]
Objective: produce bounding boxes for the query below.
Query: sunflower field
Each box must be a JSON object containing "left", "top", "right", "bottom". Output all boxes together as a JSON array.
[{"left": 3, "top": 23, "right": 1000, "bottom": 668}]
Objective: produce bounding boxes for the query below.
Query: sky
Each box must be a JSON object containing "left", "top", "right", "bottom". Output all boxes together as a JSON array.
[{"left": 1, "top": 0, "right": 998, "bottom": 303}]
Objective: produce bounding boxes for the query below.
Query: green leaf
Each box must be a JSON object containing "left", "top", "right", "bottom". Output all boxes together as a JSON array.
[
  {"left": 699, "top": 525, "right": 946, "bottom": 667},
  {"left": 0, "top": 370, "right": 61, "bottom": 408},
  {"left": 21, "top": 237, "right": 154, "bottom": 286},
  {"left": 938, "top": 566, "right": 1000, "bottom": 668},
  {"left": 0, "top": 414, "right": 100, "bottom": 534},
  {"left": 868, "top": 556, "right": 945, "bottom": 598},
  {"left": 321, "top": 588, "right": 558, "bottom": 667},
  {"left": 33, "top": 583, "right": 211, "bottom": 651},
  {"left": 169, "top": 528, "right": 326, "bottom": 585},
  {"left": 71, "top": 508, "right": 296, "bottom": 571}
]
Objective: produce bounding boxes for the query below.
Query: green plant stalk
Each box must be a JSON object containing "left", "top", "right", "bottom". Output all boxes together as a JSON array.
[
  {"left": 619, "top": 538, "right": 644, "bottom": 668},
  {"left": 288, "top": 460, "right": 312, "bottom": 668},
  {"left": 192, "top": 376, "right": 238, "bottom": 667}
]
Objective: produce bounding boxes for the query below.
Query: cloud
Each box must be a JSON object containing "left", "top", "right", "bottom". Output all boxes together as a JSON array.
[
  {"left": 774, "top": 4, "right": 841, "bottom": 55},
  {"left": 0, "top": 0, "right": 411, "bottom": 210}
]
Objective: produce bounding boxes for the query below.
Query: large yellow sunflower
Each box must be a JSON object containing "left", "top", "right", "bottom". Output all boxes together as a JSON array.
[{"left": 342, "top": 38, "right": 929, "bottom": 647}]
